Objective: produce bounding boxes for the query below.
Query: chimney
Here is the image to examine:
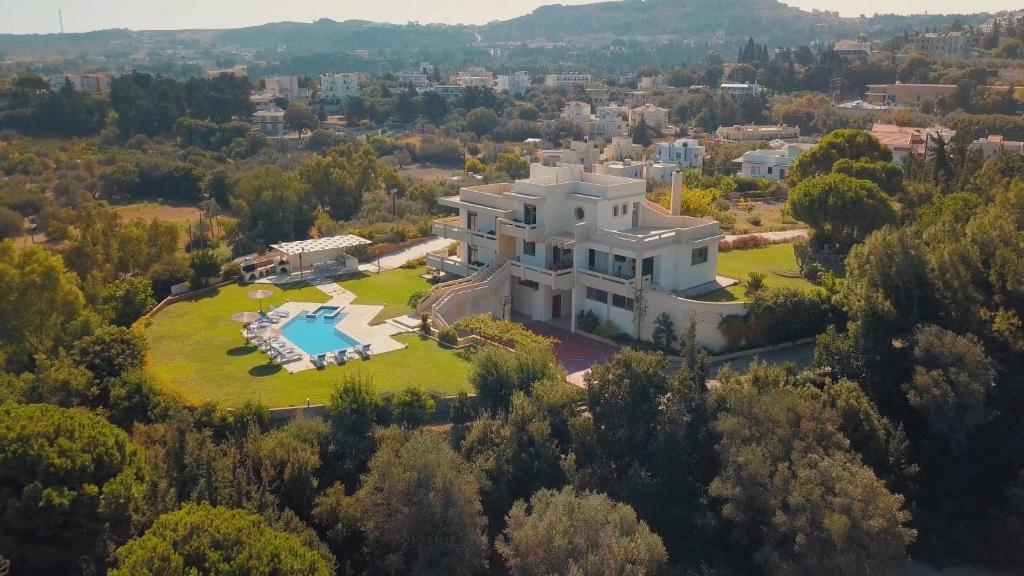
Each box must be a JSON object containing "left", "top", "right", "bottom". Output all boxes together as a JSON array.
[{"left": 671, "top": 171, "right": 683, "bottom": 216}]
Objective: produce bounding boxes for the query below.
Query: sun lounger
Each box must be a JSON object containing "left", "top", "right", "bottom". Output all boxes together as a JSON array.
[{"left": 279, "top": 352, "right": 303, "bottom": 365}]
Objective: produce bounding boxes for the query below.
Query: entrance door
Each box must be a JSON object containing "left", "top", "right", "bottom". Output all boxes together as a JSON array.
[
  {"left": 632, "top": 202, "right": 640, "bottom": 227},
  {"left": 552, "top": 294, "right": 562, "bottom": 319}
]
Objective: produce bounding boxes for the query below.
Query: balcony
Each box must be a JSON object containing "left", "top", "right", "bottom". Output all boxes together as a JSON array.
[
  {"left": 497, "top": 218, "right": 541, "bottom": 242},
  {"left": 510, "top": 260, "right": 574, "bottom": 291},
  {"left": 426, "top": 249, "right": 469, "bottom": 277},
  {"left": 431, "top": 217, "right": 471, "bottom": 243}
]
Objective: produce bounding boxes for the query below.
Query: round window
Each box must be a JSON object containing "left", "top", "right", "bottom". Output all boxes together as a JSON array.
[{"left": 574, "top": 207, "right": 585, "bottom": 221}]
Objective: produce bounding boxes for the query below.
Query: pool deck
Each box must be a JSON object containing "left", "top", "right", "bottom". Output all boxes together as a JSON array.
[{"left": 260, "top": 282, "right": 412, "bottom": 373}]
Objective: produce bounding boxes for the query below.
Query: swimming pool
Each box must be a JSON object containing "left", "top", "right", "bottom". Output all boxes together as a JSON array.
[{"left": 281, "top": 307, "right": 362, "bottom": 356}]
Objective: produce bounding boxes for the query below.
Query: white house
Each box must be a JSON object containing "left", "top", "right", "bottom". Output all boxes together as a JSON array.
[
  {"left": 496, "top": 71, "right": 532, "bottom": 96},
  {"left": 320, "top": 73, "right": 360, "bottom": 102},
  {"left": 716, "top": 124, "right": 800, "bottom": 142},
  {"left": 252, "top": 106, "right": 286, "bottom": 136},
  {"left": 912, "top": 32, "right": 969, "bottom": 56},
  {"left": 453, "top": 68, "right": 495, "bottom": 88},
  {"left": 970, "top": 135, "right": 1024, "bottom": 160},
  {"left": 423, "top": 164, "right": 741, "bottom": 349},
  {"left": 833, "top": 40, "right": 872, "bottom": 61},
  {"left": 656, "top": 138, "right": 705, "bottom": 168},
  {"left": 540, "top": 140, "right": 602, "bottom": 170},
  {"left": 561, "top": 102, "right": 628, "bottom": 144},
  {"left": 595, "top": 160, "right": 645, "bottom": 179},
  {"left": 733, "top": 144, "right": 807, "bottom": 180},
  {"left": 398, "top": 72, "right": 431, "bottom": 90}
]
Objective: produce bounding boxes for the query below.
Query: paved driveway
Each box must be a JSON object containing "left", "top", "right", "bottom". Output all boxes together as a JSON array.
[
  {"left": 358, "top": 237, "right": 453, "bottom": 273},
  {"left": 525, "top": 322, "right": 617, "bottom": 387}
]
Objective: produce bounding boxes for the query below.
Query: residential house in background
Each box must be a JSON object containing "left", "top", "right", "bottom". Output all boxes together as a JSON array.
[
  {"left": 398, "top": 72, "right": 431, "bottom": 90},
  {"left": 496, "top": 71, "right": 532, "bottom": 96},
  {"left": 865, "top": 82, "right": 957, "bottom": 106},
  {"left": 252, "top": 106, "right": 286, "bottom": 136},
  {"left": 832, "top": 39, "right": 872, "bottom": 61},
  {"left": 423, "top": 164, "right": 738, "bottom": 349},
  {"left": 733, "top": 143, "right": 809, "bottom": 181},
  {"left": 969, "top": 135, "right": 1024, "bottom": 159},
  {"left": 869, "top": 123, "right": 956, "bottom": 165},
  {"left": 453, "top": 67, "right": 495, "bottom": 88},
  {"left": 716, "top": 124, "right": 800, "bottom": 142},
  {"left": 656, "top": 138, "right": 706, "bottom": 168},
  {"left": 540, "top": 140, "right": 602, "bottom": 170},
  {"left": 629, "top": 103, "right": 670, "bottom": 130},
  {"left": 562, "top": 102, "right": 629, "bottom": 144},
  {"left": 320, "top": 73, "right": 360, "bottom": 102},
  {"left": 720, "top": 82, "right": 765, "bottom": 97},
  {"left": 545, "top": 73, "right": 592, "bottom": 88},
  {"left": 264, "top": 76, "right": 309, "bottom": 102},
  {"left": 637, "top": 75, "right": 666, "bottom": 90},
  {"left": 602, "top": 136, "right": 644, "bottom": 161},
  {"left": 912, "top": 32, "right": 969, "bottom": 57}
]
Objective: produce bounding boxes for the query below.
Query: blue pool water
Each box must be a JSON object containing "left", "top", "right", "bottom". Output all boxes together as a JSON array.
[{"left": 281, "top": 307, "right": 361, "bottom": 356}]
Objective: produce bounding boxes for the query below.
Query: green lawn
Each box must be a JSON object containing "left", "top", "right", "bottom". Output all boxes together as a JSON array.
[
  {"left": 143, "top": 275, "right": 472, "bottom": 408},
  {"left": 699, "top": 243, "right": 820, "bottom": 302},
  {"left": 338, "top": 266, "right": 431, "bottom": 324}
]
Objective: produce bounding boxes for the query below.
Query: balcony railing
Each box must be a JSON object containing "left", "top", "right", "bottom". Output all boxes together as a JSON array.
[{"left": 497, "top": 218, "right": 541, "bottom": 241}]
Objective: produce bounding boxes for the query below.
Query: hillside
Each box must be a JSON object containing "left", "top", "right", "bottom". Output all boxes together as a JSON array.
[{"left": 480, "top": 0, "right": 988, "bottom": 46}]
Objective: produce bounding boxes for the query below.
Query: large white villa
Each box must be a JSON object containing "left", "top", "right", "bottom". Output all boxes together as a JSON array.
[{"left": 422, "top": 163, "right": 744, "bottom": 350}]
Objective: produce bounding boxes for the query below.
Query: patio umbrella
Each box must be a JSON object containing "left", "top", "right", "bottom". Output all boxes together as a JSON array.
[
  {"left": 231, "top": 311, "right": 263, "bottom": 325},
  {"left": 247, "top": 289, "right": 274, "bottom": 312}
]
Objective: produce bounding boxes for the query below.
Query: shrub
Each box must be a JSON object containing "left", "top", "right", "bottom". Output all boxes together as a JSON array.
[
  {"left": 408, "top": 289, "right": 427, "bottom": 308},
  {"left": 745, "top": 287, "right": 832, "bottom": 346},
  {"left": 438, "top": 327, "right": 459, "bottom": 346},
  {"left": 448, "top": 391, "right": 475, "bottom": 424},
  {"left": 420, "top": 313, "right": 431, "bottom": 334},
  {"left": 746, "top": 271, "right": 767, "bottom": 294},
  {"left": 453, "top": 314, "right": 555, "bottom": 350},
  {"left": 596, "top": 320, "right": 620, "bottom": 340},
  {"left": 576, "top": 309, "right": 600, "bottom": 333},
  {"left": 746, "top": 214, "right": 763, "bottom": 227}
]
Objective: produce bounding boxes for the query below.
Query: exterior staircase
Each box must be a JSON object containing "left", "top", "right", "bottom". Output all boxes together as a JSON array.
[{"left": 418, "top": 260, "right": 510, "bottom": 330}]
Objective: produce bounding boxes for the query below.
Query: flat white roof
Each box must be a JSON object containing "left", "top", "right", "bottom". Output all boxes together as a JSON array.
[{"left": 271, "top": 235, "right": 371, "bottom": 255}]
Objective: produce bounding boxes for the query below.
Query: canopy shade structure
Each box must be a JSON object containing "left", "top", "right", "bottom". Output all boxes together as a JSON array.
[{"left": 270, "top": 235, "right": 371, "bottom": 255}]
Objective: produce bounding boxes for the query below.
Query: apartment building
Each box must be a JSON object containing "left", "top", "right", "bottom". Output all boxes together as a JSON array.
[
  {"left": 49, "top": 73, "right": 109, "bottom": 93},
  {"left": 655, "top": 138, "right": 706, "bottom": 168},
  {"left": 716, "top": 124, "right": 800, "bottom": 142},
  {"left": 423, "top": 164, "right": 738, "bottom": 349},
  {"left": 496, "top": 71, "right": 532, "bottom": 96},
  {"left": 264, "top": 76, "right": 308, "bottom": 102},
  {"left": 561, "top": 102, "right": 629, "bottom": 144},
  {"left": 865, "top": 83, "right": 957, "bottom": 106},
  {"left": 545, "top": 73, "right": 592, "bottom": 88},
  {"left": 320, "top": 73, "right": 360, "bottom": 102},
  {"left": 912, "top": 32, "right": 969, "bottom": 57}
]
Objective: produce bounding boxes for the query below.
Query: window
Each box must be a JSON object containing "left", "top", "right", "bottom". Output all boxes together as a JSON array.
[
  {"left": 691, "top": 246, "right": 709, "bottom": 265},
  {"left": 575, "top": 207, "right": 585, "bottom": 221},
  {"left": 523, "top": 241, "right": 536, "bottom": 257},
  {"left": 467, "top": 211, "right": 478, "bottom": 231},
  {"left": 622, "top": 203, "right": 629, "bottom": 215},
  {"left": 767, "top": 166, "right": 773, "bottom": 175},
  {"left": 613, "top": 205, "right": 619, "bottom": 217},
  {"left": 523, "top": 204, "right": 537, "bottom": 225},
  {"left": 586, "top": 287, "right": 608, "bottom": 303},
  {"left": 612, "top": 294, "right": 634, "bottom": 311}
]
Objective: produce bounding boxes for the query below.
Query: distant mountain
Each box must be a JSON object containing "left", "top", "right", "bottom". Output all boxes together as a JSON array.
[
  {"left": 0, "top": 0, "right": 994, "bottom": 60},
  {"left": 479, "top": 0, "right": 988, "bottom": 46}
]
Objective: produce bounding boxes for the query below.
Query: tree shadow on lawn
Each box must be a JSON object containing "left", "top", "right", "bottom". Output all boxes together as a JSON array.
[
  {"left": 227, "top": 346, "right": 257, "bottom": 357},
  {"left": 248, "top": 363, "right": 283, "bottom": 377}
]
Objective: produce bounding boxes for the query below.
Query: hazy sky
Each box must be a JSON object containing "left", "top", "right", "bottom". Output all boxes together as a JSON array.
[{"left": 2, "top": 0, "right": 1019, "bottom": 35}]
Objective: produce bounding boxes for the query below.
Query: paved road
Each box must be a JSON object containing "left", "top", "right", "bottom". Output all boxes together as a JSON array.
[
  {"left": 723, "top": 229, "right": 808, "bottom": 243},
  {"left": 358, "top": 237, "right": 452, "bottom": 273}
]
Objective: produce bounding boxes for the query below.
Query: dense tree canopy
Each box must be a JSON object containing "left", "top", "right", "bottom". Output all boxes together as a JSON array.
[
  {"left": 498, "top": 487, "right": 667, "bottom": 576},
  {"left": 0, "top": 403, "right": 145, "bottom": 575},
  {"left": 789, "top": 173, "right": 896, "bottom": 250},
  {"left": 110, "top": 504, "right": 332, "bottom": 576}
]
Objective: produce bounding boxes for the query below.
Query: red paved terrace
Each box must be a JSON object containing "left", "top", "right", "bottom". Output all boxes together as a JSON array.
[{"left": 525, "top": 322, "right": 617, "bottom": 386}]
